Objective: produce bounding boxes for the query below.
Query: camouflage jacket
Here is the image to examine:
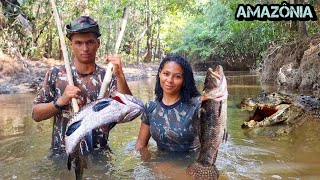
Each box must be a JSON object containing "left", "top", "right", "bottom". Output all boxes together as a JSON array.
[
  {"left": 33, "top": 63, "right": 117, "bottom": 154},
  {"left": 142, "top": 97, "right": 201, "bottom": 152}
]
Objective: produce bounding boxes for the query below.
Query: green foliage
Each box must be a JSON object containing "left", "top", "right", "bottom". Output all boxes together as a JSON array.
[
  {"left": 166, "top": 0, "right": 317, "bottom": 65},
  {"left": 1, "top": 0, "right": 319, "bottom": 67}
]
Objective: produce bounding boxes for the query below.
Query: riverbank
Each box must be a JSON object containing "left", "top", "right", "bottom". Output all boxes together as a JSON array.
[
  {"left": 0, "top": 54, "right": 158, "bottom": 94},
  {"left": 260, "top": 35, "right": 320, "bottom": 95}
]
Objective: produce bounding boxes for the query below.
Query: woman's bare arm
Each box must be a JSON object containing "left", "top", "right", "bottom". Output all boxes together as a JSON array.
[{"left": 135, "top": 123, "right": 151, "bottom": 150}]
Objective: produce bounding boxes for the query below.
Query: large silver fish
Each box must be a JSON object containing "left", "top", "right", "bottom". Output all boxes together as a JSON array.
[
  {"left": 186, "top": 65, "right": 228, "bottom": 180},
  {"left": 65, "top": 92, "right": 144, "bottom": 179}
]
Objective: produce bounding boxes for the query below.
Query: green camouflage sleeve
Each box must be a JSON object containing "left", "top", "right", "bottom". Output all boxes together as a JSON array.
[
  {"left": 33, "top": 67, "right": 57, "bottom": 105},
  {"left": 141, "top": 102, "right": 150, "bottom": 126},
  {"left": 141, "top": 100, "right": 157, "bottom": 126}
]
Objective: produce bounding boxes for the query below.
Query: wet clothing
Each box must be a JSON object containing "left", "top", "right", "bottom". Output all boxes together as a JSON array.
[
  {"left": 33, "top": 63, "right": 117, "bottom": 153},
  {"left": 142, "top": 97, "right": 201, "bottom": 152}
]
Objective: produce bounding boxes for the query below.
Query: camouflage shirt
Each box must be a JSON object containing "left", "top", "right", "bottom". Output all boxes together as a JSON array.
[
  {"left": 33, "top": 63, "right": 117, "bottom": 153},
  {"left": 142, "top": 97, "right": 201, "bottom": 152}
]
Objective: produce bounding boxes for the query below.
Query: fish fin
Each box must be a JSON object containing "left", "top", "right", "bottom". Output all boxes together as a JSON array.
[
  {"left": 92, "top": 100, "right": 111, "bottom": 112},
  {"left": 84, "top": 131, "right": 93, "bottom": 153},
  {"left": 66, "top": 121, "right": 82, "bottom": 136},
  {"left": 113, "top": 96, "right": 125, "bottom": 104},
  {"left": 223, "top": 129, "right": 228, "bottom": 143},
  {"left": 67, "top": 154, "right": 72, "bottom": 171},
  {"left": 186, "top": 162, "right": 219, "bottom": 179}
]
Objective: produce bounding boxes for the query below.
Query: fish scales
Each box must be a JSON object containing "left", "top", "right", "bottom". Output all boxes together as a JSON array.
[
  {"left": 65, "top": 92, "right": 144, "bottom": 180},
  {"left": 65, "top": 92, "right": 144, "bottom": 155},
  {"left": 187, "top": 65, "right": 228, "bottom": 180},
  {"left": 197, "top": 100, "right": 226, "bottom": 165}
]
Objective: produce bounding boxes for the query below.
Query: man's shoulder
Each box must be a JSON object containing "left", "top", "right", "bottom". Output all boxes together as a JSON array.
[
  {"left": 95, "top": 64, "right": 106, "bottom": 73},
  {"left": 48, "top": 64, "right": 66, "bottom": 73}
]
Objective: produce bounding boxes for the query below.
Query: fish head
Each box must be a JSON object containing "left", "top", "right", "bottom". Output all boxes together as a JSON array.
[
  {"left": 111, "top": 92, "right": 144, "bottom": 108},
  {"left": 65, "top": 93, "right": 144, "bottom": 155},
  {"left": 203, "top": 65, "right": 227, "bottom": 101},
  {"left": 111, "top": 92, "right": 144, "bottom": 122}
]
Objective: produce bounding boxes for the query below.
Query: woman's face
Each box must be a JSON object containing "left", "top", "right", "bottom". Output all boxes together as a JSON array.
[{"left": 159, "top": 61, "right": 184, "bottom": 97}]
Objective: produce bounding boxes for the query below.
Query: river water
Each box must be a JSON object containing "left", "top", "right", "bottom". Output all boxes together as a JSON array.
[{"left": 0, "top": 72, "right": 319, "bottom": 180}]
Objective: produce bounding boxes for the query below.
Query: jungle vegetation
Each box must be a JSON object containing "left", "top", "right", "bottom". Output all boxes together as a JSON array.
[{"left": 1, "top": 0, "right": 319, "bottom": 68}]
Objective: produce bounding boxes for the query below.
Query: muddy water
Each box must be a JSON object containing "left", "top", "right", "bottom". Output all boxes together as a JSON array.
[{"left": 0, "top": 72, "right": 320, "bottom": 180}]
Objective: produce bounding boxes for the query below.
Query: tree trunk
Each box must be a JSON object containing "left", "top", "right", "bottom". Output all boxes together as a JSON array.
[
  {"left": 105, "top": 23, "right": 112, "bottom": 56},
  {"left": 299, "top": 21, "right": 308, "bottom": 39},
  {"left": 136, "top": 27, "right": 147, "bottom": 64},
  {"left": 289, "top": 0, "right": 298, "bottom": 31},
  {"left": 157, "top": 22, "right": 161, "bottom": 61},
  {"left": 315, "top": 0, "right": 320, "bottom": 25},
  {"left": 298, "top": 0, "right": 308, "bottom": 39},
  {"left": 136, "top": 41, "right": 140, "bottom": 64},
  {"left": 153, "top": 24, "right": 158, "bottom": 62},
  {"left": 144, "top": 0, "right": 152, "bottom": 62},
  {"left": 150, "top": 20, "right": 156, "bottom": 62}
]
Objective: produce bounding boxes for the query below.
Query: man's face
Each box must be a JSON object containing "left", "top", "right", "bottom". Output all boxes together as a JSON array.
[{"left": 69, "top": 33, "right": 100, "bottom": 64}]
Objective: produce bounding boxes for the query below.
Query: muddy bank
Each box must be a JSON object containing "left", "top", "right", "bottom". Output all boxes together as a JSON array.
[
  {"left": 260, "top": 35, "right": 320, "bottom": 94},
  {"left": 0, "top": 54, "right": 158, "bottom": 94}
]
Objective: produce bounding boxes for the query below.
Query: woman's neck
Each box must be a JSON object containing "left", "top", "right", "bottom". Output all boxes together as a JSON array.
[
  {"left": 162, "top": 94, "right": 181, "bottom": 106},
  {"left": 74, "top": 61, "right": 96, "bottom": 74}
]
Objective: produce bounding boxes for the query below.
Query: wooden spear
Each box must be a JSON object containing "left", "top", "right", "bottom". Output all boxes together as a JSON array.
[
  {"left": 50, "top": 0, "right": 79, "bottom": 113},
  {"left": 97, "top": 7, "right": 129, "bottom": 99}
]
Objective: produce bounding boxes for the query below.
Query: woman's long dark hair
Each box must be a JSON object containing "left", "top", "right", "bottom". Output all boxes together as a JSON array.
[{"left": 155, "top": 55, "right": 200, "bottom": 104}]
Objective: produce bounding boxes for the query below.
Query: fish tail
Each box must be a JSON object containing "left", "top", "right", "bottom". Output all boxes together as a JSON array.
[
  {"left": 75, "top": 158, "right": 83, "bottom": 180},
  {"left": 67, "top": 145, "right": 88, "bottom": 180},
  {"left": 67, "top": 154, "right": 72, "bottom": 171},
  {"left": 186, "top": 162, "right": 219, "bottom": 180},
  {"left": 74, "top": 149, "right": 87, "bottom": 180}
]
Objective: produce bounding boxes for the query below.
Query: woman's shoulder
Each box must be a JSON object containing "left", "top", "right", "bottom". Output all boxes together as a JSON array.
[
  {"left": 145, "top": 100, "right": 159, "bottom": 110},
  {"left": 145, "top": 100, "right": 159, "bottom": 108},
  {"left": 190, "top": 96, "right": 201, "bottom": 107}
]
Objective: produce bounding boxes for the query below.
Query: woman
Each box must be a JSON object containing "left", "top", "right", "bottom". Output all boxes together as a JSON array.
[{"left": 135, "top": 55, "right": 201, "bottom": 152}]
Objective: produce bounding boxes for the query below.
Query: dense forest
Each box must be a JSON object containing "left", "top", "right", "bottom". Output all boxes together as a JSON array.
[{"left": 1, "top": 0, "right": 320, "bottom": 70}]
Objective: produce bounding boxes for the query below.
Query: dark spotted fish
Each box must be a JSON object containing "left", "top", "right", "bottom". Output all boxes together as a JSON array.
[
  {"left": 65, "top": 92, "right": 144, "bottom": 179},
  {"left": 67, "top": 144, "right": 87, "bottom": 180},
  {"left": 187, "top": 65, "right": 228, "bottom": 180}
]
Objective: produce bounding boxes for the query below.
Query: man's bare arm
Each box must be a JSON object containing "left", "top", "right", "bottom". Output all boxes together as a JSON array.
[
  {"left": 116, "top": 74, "right": 132, "bottom": 95},
  {"left": 32, "top": 85, "right": 81, "bottom": 122},
  {"left": 107, "top": 55, "right": 132, "bottom": 95},
  {"left": 32, "top": 102, "right": 59, "bottom": 122}
]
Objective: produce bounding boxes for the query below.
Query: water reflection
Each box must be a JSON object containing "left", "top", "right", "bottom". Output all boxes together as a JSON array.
[{"left": 0, "top": 73, "right": 320, "bottom": 179}]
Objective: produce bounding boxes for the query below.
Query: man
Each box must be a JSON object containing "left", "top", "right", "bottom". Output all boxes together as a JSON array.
[{"left": 32, "top": 16, "right": 131, "bottom": 154}]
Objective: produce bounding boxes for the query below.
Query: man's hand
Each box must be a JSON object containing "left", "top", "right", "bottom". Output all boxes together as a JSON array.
[
  {"left": 105, "top": 54, "right": 132, "bottom": 95},
  {"left": 57, "top": 85, "right": 81, "bottom": 106},
  {"left": 106, "top": 55, "right": 124, "bottom": 78}
]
